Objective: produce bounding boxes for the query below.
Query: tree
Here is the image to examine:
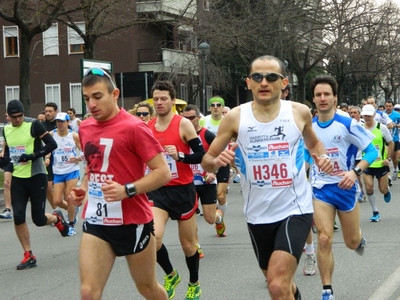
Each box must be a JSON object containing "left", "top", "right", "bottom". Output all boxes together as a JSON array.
[
  {"left": 58, "top": 0, "right": 146, "bottom": 59},
  {"left": 0, "top": 0, "right": 67, "bottom": 115}
]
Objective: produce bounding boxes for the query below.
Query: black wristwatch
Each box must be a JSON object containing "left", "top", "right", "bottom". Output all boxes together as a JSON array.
[
  {"left": 125, "top": 183, "right": 137, "bottom": 198},
  {"left": 177, "top": 152, "right": 185, "bottom": 162},
  {"left": 352, "top": 166, "right": 362, "bottom": 176}
]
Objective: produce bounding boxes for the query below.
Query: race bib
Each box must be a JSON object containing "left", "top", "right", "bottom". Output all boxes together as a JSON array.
[
  {"left": 85, "top": 181, "right": 123, "bottom": 225},
  {"left": 9, "top": 145, "right": 26, "bottom": 166},
  {"left": 165, "top": 153, "right": 178, "bottom": 179},
  {"left": 248, "top": 142, "right": 293, "bottom": 188},
  {"left": 54, "top": 148, "right": 74, "bottom": 166},
  {"left": 324, "top": 148, "right": 343, "bottom": 175}
]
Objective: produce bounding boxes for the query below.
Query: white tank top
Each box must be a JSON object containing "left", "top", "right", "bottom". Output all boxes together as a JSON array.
[
  {"left": 69, "top": 118, "right": 80, "bottom": 132},
  {"left": 52, "top": 130, "right": 80, "bottom": 175},
  {"left": 235, "top": 100, "right": 313, "bottom": 224}
]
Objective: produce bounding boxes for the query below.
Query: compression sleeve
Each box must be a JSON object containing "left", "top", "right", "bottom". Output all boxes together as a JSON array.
[
  {"left": 33, "top": 132, "right": 57, "bottom": 159},
  {"left": 204, "top": 130, "right": 216, "bottom": 146},
  {"left": 362, "top": 142, "right": 378, "bottom": 165},
  {"left": 182, "top": 137, "right": 205, "bottom": 164}
]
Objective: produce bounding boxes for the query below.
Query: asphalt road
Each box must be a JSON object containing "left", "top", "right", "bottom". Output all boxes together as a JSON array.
[{"left": 1, "top": 180, "right": 400, "bottom": 299}]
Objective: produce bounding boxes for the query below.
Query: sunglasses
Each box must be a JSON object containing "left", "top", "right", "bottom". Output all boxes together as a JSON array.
[
  {"left": 10, "top": 113, "right": 23, "bottom": 119},
  {"left": 249, "top": 72, "right": 284, "bottom": 83},
  {"left": 136, "top": 112, "right": 150, "bottom": 117},
  {"left": 84, "top": 68, "right": 117, "bottom": 90},
  {"left": 210, "top": 103, "right": 222, "bottom": 108},
  {"left": 184, "top": 115, "right": 198, "bottom": 120}
]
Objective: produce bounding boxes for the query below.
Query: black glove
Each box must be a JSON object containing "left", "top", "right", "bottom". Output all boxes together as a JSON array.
[{"left": 18, "top": 153, "right": 35, "bottom": 162}]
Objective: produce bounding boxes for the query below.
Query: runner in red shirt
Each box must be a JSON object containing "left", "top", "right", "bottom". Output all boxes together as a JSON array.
[
  {"left": 68, "top": 68, "right": 170, "bottom": 300},
  {"left": 147, "top": 81, "right": 205, "bottom": 300}
]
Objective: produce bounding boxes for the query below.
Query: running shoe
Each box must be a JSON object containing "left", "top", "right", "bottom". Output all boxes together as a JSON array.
[
  {"left": 333, "top": 222, "right": 339, "bottom": 231},
  {"left": 185, "top": 282, "right": 202, "bottom": 300},
  {"left": 195, "top": 244, "right": 204, "bottom": 259},
  {"left": 392, "top": 171, "right": 398, "bottom": 182},
  {"left": 164, "top": 269, "right": 181, "bottom": 299},
  {"left": 384, "top": 191, "right": 391, "bottom": 203},
  {"left": 294, "top": 286, "right": 302, "bottom": 300},
  {"left": 321, "top": 289, "right": 335, "bottom": 300},
  {"left": 358, "top": 191, "right": 366, "bottom": 203},
  {"left": 0, "top": 208, "right": 12, "bottom": 219},
  {"left": 303, "top": 253, "right": 317, "bottom": 276},
  {"left": 354, "top": 236, "right": 366, "bottom": 256},
  {"left": 74, "top": 206, "right": 79, "bottom": 224},
  {"left": 312, "top": 220, "right": 317, "bottom": 234},
  {"left": 233, "top": 174, "right": 241, "bottom": 183},
  {"left": 68, "top": 226, "right": 77, "bottom": 236},
  {"left": 388, "top": 177, "right": 393, "bottom": 187},
  {"left": 370, "top": 211, "right": 380, "bottom": 222},
  {"left": 16, "top": 252, "right": 37, "bottom": 270},
  {"left": 215, "top": 209, "right": 226, "bottom": 237},
  {"left": 53, "top": 210, "right": 70, "bottom": 237}
]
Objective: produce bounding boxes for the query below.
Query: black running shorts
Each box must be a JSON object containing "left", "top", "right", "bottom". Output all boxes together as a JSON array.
[
  {"left": 247, "top": 213, "right": 313, "bottom": 270},
  {"left": 148, "top": 182, "right": 198, "bottom": 220},
  {"left": 82, "top": 220, "right": 154, "bottom": 257}
]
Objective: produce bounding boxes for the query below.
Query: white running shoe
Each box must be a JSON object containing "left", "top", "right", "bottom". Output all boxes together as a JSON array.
[{"left": 303, "top": 253, "right": 317, "bottom": 276}]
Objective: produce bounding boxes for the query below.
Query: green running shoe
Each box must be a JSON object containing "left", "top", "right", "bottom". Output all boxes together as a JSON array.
[
  {"left": 164, "top": 269, "right": 181, "bottom": 299},
  {"left": 185, "top": 282, "right": 202, "bottom": 300}
]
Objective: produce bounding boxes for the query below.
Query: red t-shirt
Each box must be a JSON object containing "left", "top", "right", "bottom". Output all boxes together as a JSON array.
[{"left": 79, "top": 108, "right": 163, "bottom": 225}]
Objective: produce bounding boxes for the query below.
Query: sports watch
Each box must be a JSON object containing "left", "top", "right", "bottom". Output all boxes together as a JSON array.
[
  {"left": 125, "top": 183, "right": 137, "bottom": 198},
  {"left": 177, "top": 152, "right": 185, "bottom": 162},
  {"left": 352, "top": 166, "right": 362, "bottom": 176}
]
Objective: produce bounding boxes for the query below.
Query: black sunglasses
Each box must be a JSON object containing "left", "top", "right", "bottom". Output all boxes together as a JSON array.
[
  {"left": 10, "top": 113, "right": 24, "bottom": 119},
  {"left": 210, "top": 103, "right": 222, "bottom": 108},
  {"left": 249, "top": 72, "right": 284, "bottom": 83},
  {"left": 84, "top": 68, "right": 117, "bottom": 90},
  {"left": 184, "top": 115, "right": 198, "bottom": 120},
  {"left": 136, "top": 112, "right": 150, "bottom": 117}
]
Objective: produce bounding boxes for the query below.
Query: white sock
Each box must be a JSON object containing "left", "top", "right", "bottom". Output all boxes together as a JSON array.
[
  {"left": 215, "top": 212, "right": 222, "bottom": 224},
  {"left": 217, "top": 203, "right": 227, "bottom": 215},
  {"left": 305, "top": 243, "right": 315, "bottom": 255},
  {"left": 367, "top": 193, "right": 378, "bottom": 212}
]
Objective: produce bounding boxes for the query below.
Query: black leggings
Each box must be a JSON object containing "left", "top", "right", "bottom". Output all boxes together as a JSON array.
[{"left": 12, "top": 174, "right": 48, "bottom": 226}]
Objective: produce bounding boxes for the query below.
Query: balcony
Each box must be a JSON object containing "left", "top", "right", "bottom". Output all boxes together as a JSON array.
[
  {"left": 136, "top": 0, "right": 196, "bottom": 21},
  {"left": 138, "top": 48, "right": 199, "bottom": 75}
]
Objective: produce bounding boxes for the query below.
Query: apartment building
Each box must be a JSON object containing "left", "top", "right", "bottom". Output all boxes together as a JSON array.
[{"left": 0, "top": 0, "right": 210, "bottom": 118}]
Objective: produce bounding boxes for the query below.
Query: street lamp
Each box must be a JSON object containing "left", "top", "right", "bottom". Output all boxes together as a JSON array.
[{"left": 198, "top": 42, "right": 210, "bottom": 115}]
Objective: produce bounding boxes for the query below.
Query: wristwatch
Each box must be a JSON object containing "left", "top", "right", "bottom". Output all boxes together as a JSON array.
[
  {"left": 177, "top": 152, "right": 185, "bottom": 162},
  {"left": 125, "top": 183, "right": 137, "bottom": 198},
  {"left": 352, "top": 166, "right": 362, "bottom": 176},
  {"left": 388, "top": 157, "right": 392, "bottom": 161}
]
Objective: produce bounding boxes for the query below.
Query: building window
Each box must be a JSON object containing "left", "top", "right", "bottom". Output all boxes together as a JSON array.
[
  {"left": 192, "top": 84, "right": 200, "bottom": 108},
  {"left": 67, "top": 22, "right": 85, "bottom": 54},
  {"left": 3, "top": 26, "right": 19, "bottom": 57},
  {"left": 180, "top": 83, "right": 188, "bottom": 101},
  {"left": 45, "top": 84, "right": 61, "bottom": 109},
  {"left": 203, "top": 0, "right": 210, "bottom": 11},
  {"left": 70, "top": 83, "right": 82, "bottom": 115},
  {"left": 5, "top": 86, "right": 19, "bottom": 104},
  {"left": 43, "top": 23, "right": 59, "bottom": 56}
]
